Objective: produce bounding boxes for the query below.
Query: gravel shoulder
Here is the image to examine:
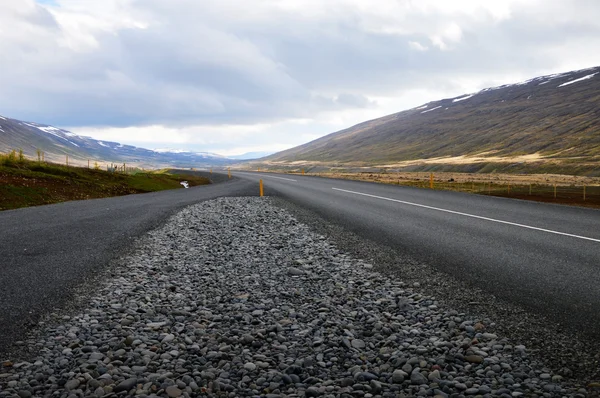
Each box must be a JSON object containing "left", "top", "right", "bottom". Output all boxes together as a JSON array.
[{"left": 0, "top": 197, "right": 597, "bottom": 397}]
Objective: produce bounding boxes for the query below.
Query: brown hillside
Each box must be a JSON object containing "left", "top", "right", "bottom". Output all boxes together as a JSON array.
[{"left": 266, "top": 66, "right": 600, "bottom": 175}]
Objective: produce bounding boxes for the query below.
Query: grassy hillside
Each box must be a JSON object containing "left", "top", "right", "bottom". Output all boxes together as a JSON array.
[
  {"left": 0, "top": 151, "right": 210, "bottom": 211},
  {"left": 266, "top": 66, "right": 600, "bottom": 175}
]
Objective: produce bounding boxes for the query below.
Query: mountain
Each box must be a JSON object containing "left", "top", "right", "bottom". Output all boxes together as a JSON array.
[
  {"left": 266, "top": 66, "right": 600, "bottom": 175},
  {"left": 228, "top": 151, "right": 274, "bottom": 160},
  {"left": 0, "top": 117, "right": 233, "bottom": 168}
]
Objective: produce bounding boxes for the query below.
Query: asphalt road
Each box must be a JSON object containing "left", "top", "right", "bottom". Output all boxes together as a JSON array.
[
  {"left": 237, "top": 171, "right": 600, "bottom": 339},
  {"left": 2, "top": 170, "right": 600, "bottom": 356},
  {"left": 0, "top": 173, "right": 256, "bottom": 355}
]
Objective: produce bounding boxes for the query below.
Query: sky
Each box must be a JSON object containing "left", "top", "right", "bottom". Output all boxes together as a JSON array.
[{"left": 1, "top": 0, "right": 600, "bottom": 156}]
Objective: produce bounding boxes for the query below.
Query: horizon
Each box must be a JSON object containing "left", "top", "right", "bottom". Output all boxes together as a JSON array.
[{"left": 2, "top": 0, "right": 600, "bottom": 155}]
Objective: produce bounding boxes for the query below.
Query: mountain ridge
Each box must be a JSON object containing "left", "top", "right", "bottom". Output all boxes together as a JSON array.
[
  {"left": 0, "top": 117, "right": 234, "bottom": 168},
  {"left": 265, "top": 66, "right": 600, "bottom": 175}
]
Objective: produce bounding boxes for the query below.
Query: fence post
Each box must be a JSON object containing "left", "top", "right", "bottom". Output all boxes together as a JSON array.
[
  {"left": 583, "top": 185, "right": 586, "bottom": 201},
  {"left": 66, "top": 155, "right": 69, "bottom": 166},
  {"left": 228, "top": 167, "right": 231, "bottom": 179},
  {"left": 508, "top": 184, "right": 510, "bottom": 194},
  {"left": 554, "top": 184, "right": 557, "bottom": 199},
  {"left": 529, "top": 184, "right": 532, "bottom": 195}
]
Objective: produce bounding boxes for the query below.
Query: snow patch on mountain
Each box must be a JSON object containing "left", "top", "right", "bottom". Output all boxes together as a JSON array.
[
  {"left": 22, "top": 122, "right": 79, "bottom": 146},
  {"left": 421, "top": 106, "right": 442, "bottom": 114},
  {"left": 558, "top": 73, "right": 598, "bottom": 87},
  {"left": 154, "top": 148, "right": 190, "bottom": 154},
  {"left": 452, "top": 94, "right": 474, "bottom": 103}
]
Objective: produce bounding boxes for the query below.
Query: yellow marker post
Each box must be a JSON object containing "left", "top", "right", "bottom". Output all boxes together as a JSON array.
[
  {"left": 529, "top": 184, "right": 532, "bottom": 195},
  {"left": 302, "top": 169, "right": 305, "bottom": 175},
  {"left": 429, "top": 173, "right": 434, "bottom": 189},
  {"left": 259, "top": 179, "right": 264, "bottom": 197},
  {"left": 66, "top": 155, "right": 69, "bottom": 166},
  {"left": 583, "top": 185, "right": 586, "bottom": 201},
  {"left": 228, "top": 167, "right": 231, "bottom": 179},
  {"left": 210, "top": 168, "right": 212, "bottom": 174}
]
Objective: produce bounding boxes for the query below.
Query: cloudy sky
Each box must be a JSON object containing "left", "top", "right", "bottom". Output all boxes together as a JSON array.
[{"left": 2, "top": 0, "right": 600, "bottom": 156}]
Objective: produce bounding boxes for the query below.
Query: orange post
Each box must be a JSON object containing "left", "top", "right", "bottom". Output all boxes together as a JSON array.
[
  {"left": 583, "top": 185, "right": 586, "bottom": 201},
  {"left": 228, "top": 168, "right": 231, "bottom": 178},
  {"left": 429, "top": 173, "right": 434, "bottom": 189},
  {"left": 259, "top": 179, "right": 264, "bottom": 197}
]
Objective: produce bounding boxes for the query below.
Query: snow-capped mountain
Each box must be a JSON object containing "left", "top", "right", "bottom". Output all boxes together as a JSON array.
[
  {"left": 228, "top": 151, "right": 274, "bottom": 160},
  {"left": 154, "top": 148, "right": 227, "bottom": 158},
  {"left": 0, "top": 118, "right": 234, "bottom": 167},
  {"left": 267, "top": 65, "right": 600, "bottom": 174}
]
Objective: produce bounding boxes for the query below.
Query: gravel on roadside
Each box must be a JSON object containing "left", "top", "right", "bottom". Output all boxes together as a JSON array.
[{"left": 0, "top": 197, "right": 594, "bottom": 397}]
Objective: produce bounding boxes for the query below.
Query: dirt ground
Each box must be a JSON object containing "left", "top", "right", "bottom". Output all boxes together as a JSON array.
[{"left": 300, "top": 171, "right": 600, "bottom": 186}]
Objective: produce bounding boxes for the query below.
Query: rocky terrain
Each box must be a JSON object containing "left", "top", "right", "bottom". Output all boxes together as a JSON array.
[{"left": 0, "top": 198, "right": 593, "bottom": 397}]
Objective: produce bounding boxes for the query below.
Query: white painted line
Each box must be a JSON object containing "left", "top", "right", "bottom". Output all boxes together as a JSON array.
[
  {"left": 261, "top": 175, "right": 297, "bottom": 182},
  {"left": 332, "top": 187, "right": 600, "bottom": 243}
]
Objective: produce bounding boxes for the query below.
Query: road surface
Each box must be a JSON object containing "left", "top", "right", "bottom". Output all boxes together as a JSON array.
[{"left": 1, "top": 170, "right": 599, "bottom": 357}]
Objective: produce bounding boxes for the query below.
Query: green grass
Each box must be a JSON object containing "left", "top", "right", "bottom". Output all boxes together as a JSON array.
[{"left": 0, "top": 153, "right": 210, "bottom": 211}]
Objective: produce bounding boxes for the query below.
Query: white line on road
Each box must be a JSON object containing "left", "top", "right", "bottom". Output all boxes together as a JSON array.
[
  {"left": 260, "top": 175, "right": 297, "bottom": 182},
  {"left": 332, "top": 187, "right": 600, "bottom": 243}
]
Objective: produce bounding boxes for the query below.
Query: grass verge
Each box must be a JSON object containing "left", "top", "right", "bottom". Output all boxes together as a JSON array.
[
  {"left": 0, "top": 153, "right": 210, "bottom": 211},
  {"left": 287, "top": 171, "right": 600, "bottom": 209}
]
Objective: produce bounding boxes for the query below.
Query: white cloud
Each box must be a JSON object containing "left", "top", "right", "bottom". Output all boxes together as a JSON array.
[
  {"left": 409, "top": 41, "right": 428, "bottom": 52},
  {"left": 1, "top": 0, "right": 600, "bottom": 155}
]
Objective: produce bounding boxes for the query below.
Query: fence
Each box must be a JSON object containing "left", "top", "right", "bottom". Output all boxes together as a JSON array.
[
  {"left": 1, "top": 148, "right": 143, "bottom": 174},
  {"left": 286, "top": 169, "right": 600, "bottom": 208},
  {"left": 387, "top": 175, "right": 600, "bottom": 208}
]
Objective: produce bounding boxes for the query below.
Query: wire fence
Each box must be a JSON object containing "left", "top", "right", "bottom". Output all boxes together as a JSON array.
[
  {"left": 289, "top": 170, "right": 600, "bottom": 209},
  {"left": 394, "top": 178, "right": 599, "bottom": 208},
  {"left": 1, "top": 148, "right": 144, "bottom": 174}
]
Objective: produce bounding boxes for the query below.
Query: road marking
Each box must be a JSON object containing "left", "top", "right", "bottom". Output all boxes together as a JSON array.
[
  {"left": 332, "top": 187, "right": 600, "bottom": 243},
  {"left": 261, "top": 175, "right": 297, "bottom": 182}
]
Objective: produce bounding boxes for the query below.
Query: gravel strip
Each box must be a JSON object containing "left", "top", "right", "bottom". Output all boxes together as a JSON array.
[{"left": 0, "top": 197, "right": 592, "bottom": 397}]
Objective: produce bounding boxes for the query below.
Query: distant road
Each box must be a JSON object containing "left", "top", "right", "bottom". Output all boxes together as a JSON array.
[
  {"left": 236, "top": 171, "right": 600, "bottom": 339},
  {"left": 0, "top": 174, "right": 255, "bottom": 355},
  {"left": 2, "top": 170, "right": 600, "bottom": 356}
]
